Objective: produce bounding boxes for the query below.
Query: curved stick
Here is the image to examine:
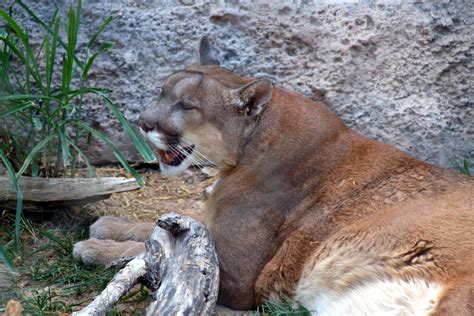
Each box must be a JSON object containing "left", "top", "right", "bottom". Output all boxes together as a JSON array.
[{"left": 73, "top": 254, "right": 147, "bottom": 316}]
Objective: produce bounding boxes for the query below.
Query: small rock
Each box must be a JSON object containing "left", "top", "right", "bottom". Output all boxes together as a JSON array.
[{"left": 3, "top": 300, "right": 22, "bottom": 316}]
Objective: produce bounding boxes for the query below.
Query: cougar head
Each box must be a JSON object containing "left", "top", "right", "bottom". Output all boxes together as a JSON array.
[{"left": 139, "top": 36, "right": 273, "bottom": 176}]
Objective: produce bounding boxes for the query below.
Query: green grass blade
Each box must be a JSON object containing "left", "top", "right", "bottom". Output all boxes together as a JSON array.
[
  {"left": 87, "top": 16, "right": 113, "bottom": 48},
  {"left": 75, "top": 0, "right": 82, "bottom": 34},
  {"left": 0, "top": 100, "right": 33, "bottom": 118},
  {"left": 0, "top": 148, "right": 23, "bottom": 249},
  {"left": 46, "top": 16, "right": 60, "bottom": 92},
  {"left": 258, "top": 296, "right": 311, "bottom": 316},
  {"left": 31, "top": 159, "right": 39, "bottom": 177},
  {"left": 0, "top": 34, "right": 41, "bottom": 91},
  {"left": 76, "top": 122, "right": 144, "bottom": 186},
  {"left": 0, "top": 94, "right": 60, "bottom": 103},
  {"left": 66, "top": 136, "right": 94, "bottom": 177},
  {"left": 463, "top": 160, "right": 471, "bottom": 176},
  {"left": 450, "top": 157, "right": 472, "bottom": 176},
  {"left": 16, "top": 133, "right": 56, "bottom": 178},
  {"left": 57, "top": 87, "right": 112, "bottom": 101},
  {"left": 0, "top": 10, "right": 28, "bottom": 44},
  {"left": 59, "top": 127, "right": 70, "bottom": 168},
  {"left": 15, "top": 0, "right": 83, "bottom": 69},
  {"left": 33, "top": 29, "right": 47, "bottom": 64},
  {"left": 44, "top": 33, "right": 50, "bottom": 88},
  {"left": 0, "top": 245, "right": 16, "bottom": 272},
  {"left": 82, "top": 52, "right": 99, "bottom": 79},
  {"left": 60, "top": 54, "right": 68, "bottom": 96},
  {"left": 40, "top": 230, "right": 71, "bottom": 254},
  {"left": 94, "top": 91, "right": 156, "bottom": 162},
  {"left": 48, "top": 8, "right": 59, "bottom": 28},
  {"left": 0, "top": 35, "right": 28, "bottom": 72},
  {"left": 0, "top": 49, "right": 15, "bottom": 94},
  {"left": 61, "top": 8, "right": 75, "bottom": 93},
  {"left": 458, "top": 159, "right": 471, "bottom": 176},
  {"left": 82, "top": 43, "right": 113, "bottom": 79},
  {"left": 0, "top": 10, "right": 44, "bottom": 93}
]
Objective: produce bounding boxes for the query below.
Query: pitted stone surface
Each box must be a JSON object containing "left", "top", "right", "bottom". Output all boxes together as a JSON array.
[{"left": 9, "top": 1, "right": 473, "bottom": 167}]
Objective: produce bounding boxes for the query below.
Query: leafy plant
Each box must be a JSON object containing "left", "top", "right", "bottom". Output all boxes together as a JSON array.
[
  {"left": 0, "top": 0, "right": 156, "bottom": 250},
  {"left": 0, "top": 0, "right": 156, "bottom": 180}
]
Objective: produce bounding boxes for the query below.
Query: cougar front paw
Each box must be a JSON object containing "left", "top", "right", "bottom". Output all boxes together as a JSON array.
[
  {"left": 73, "top": 238, "right": 145, "bottom": 266},
  {"left": 90, "top": 216, "right": 155, "bottom": 242}
]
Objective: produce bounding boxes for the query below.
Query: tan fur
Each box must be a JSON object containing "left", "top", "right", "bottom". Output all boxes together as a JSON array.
[
  {"left": 75, "top": 38, "right": 474, "bottom": 314},
  {"left": 73, "top": 238, "right": 145, "bottom": 266},
  {"left": 89, "top": 216, "right": 155, "bottom": 242}
]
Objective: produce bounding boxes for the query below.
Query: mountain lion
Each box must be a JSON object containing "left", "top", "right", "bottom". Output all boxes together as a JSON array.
[{"left": 74, "top": 36, "right": 473, "bottom": 315}]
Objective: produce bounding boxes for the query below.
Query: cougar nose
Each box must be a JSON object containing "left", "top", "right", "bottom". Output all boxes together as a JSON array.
[{"left": 138, "top": 113, "right": 155, "bottom": 133}]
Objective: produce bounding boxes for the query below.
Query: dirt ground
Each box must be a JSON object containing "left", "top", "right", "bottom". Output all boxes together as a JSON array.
[{"left": 84, "top": 166, "right": 217, "bottom": 223}]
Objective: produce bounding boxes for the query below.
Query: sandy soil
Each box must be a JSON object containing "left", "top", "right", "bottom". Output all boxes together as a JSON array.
[{"left": 84, "top": 166, "right": 217, "bottom": 223}]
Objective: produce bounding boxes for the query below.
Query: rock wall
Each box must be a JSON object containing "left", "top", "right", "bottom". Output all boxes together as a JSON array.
[{"left": 8, "top": 1, "right": 474, "bottom": 167}]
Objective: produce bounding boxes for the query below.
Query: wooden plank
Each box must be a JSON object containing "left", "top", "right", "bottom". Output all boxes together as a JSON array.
[{"left": 0, "top": 176, "right": 140, "bottom": 207}]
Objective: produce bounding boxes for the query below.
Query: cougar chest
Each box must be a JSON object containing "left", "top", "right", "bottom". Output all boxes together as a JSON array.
[{"left": 205, "top": 183, "right": 288, "bottom": 309}]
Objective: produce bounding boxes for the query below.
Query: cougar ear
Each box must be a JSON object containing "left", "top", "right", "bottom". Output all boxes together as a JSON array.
[
  {"left": 232, "top": 79, "right": 273, "bottom": 117},
  {"left": 197, "top": 35, "right": 219, "bottom": 66}
]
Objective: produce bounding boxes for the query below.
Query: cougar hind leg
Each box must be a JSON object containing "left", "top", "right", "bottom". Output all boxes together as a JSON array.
[
  {"left": 89, "top": 216, "right": 155, "bottom": 242},
  {"left": 433, "top": 277, "right": 474, "bottom": 316}
]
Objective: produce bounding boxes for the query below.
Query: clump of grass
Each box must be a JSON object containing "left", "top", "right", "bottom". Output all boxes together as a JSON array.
[
  {"left": 0, "top": 223, "right": 135, "bottom": 314},
  {"left": 20, "top": 288, "right": 81, "bottom": 314},
  {"left": 256, "top": 296, "right": 311, "bottom": 316},
  {"left": 0, "top": 0, "right": 156, "bottom": 254},
  {"left": 455, "top": 159, "right": 472, "bottom": 176},
  {"left": 118, "top": 285, "right": 149, "bottom": 305},
  {"left": 0, "top": 1, "right": 156, "bottom": 181},
  {"left": 26, "top": 229, "right": 116, "bottom": 292}
]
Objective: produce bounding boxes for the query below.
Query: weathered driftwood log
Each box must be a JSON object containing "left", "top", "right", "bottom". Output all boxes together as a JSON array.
[
  {"left": 74, "top": 254, "right": 148, "bottom": 316},
  {"left": 0, "top": 176, "right": 140, "bottom": 209},
  {"left": 145, "top": 213, "right": 220, "bottom": 315},
  {"left": 73, "top": 212, "right": 219, "bottom": 316}
]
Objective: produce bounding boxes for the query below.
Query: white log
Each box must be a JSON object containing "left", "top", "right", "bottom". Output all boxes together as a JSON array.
[
  {"left": 73, "top": 213, "right": 219, "bottom": 316},
  {"left": 145, "top": 213, "right": 219, "bottom": 316}
]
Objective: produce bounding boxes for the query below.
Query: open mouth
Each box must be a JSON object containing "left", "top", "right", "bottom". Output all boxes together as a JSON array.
[{"left": 156, "top": 145, "right": 195, "bottom": 166}]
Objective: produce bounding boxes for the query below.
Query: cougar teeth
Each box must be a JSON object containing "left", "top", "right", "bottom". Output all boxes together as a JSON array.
[
  {"left": 164, "top": 151, "right": 174, "bottom": 162},
  {"left": 157, "top": 145, "right": 195, "bottom": 166}
]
